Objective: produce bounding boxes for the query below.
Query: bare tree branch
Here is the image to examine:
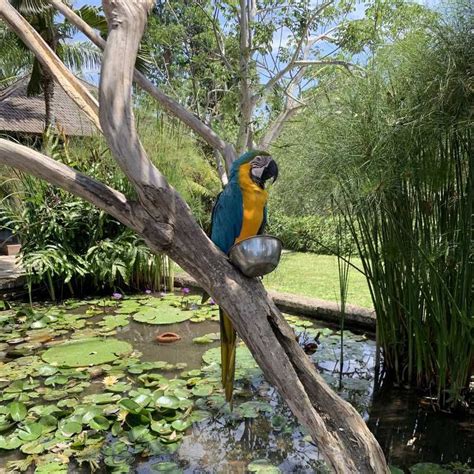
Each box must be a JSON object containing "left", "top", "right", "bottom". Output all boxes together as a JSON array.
[
  {"left": 47, "top": 0, "right": 236, "bottom": 174},
  {"left": 0, "top": 0, "right": 101, "bottom": 131},
  {"left": 0, "top": 139, "right": 138, "bottom": 230},
  {"left": 294, "top": 59, "right": 364, "bottom": 71},
  {"left": 258, "top": 1, "right": 334, "bottom": 96}
]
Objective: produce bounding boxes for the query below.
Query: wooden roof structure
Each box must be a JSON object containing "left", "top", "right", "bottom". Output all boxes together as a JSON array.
[{"left": 0, "top": 76, "right": 98, "bottom": 136}]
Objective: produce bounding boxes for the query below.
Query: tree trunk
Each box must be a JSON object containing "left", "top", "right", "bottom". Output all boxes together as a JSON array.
[
  {"left": 42, "top": 69, "right": 55, "bottom": 129},
  {"left": 0, "top": 1, "right": 389, "bottom": 471}
]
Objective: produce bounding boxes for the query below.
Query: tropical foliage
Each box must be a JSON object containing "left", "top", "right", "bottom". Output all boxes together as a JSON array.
[
  {"left": 1, "top": 119, "right": 220, "bottom": 299},
  {"left": 275, "top": 6, "right": 473, "bottom": 407}
]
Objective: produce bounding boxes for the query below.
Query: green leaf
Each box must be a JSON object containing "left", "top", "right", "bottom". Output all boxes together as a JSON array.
[
  {"left": 59, "top": 421, "right": 83, "bottom": 437},
  {"left": 191, "top": 384, "right": 213, "bottom": 397},
  {"left": 247, "top": 460, "right": 282, "bottom": 473},
  {"left": 17, "top": 422, "right": 44, "bottom": 441},
  {"left": 0, "top": 435, "right": 23, "bottom": 449},
  {"left": 171, "top": 419, "right": 191, "bottom": 432},
  {"left": 35, "top": 461, "right": 68, "bottom": 473},
  {"left": 132, "top": 300, "right": 193, "bottom": 325},
  {"left": 151, "top": 461, "right": 183, "bottom": 473},
  {"left": 8, "top": 401, "right": 27, "bottom": 421},
  {"left": 128, "top": 425, "right": 150, "bottom": 443},
  {"left": 155, "top": 396, "right": 180, "bottom": 410},
  {"left": 119, "top": 399, "right": 142, "bottom": 414},
  {"left": 88, "top": 415, "right": 110, "bottom": 431},
  {"left": 42, "top": 338, "right": 133, "bottom": 367}
]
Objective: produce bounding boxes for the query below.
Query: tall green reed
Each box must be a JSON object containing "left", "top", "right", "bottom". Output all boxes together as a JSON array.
[{"left": 329, "top": 19, "right": 473, "bottom": 407}]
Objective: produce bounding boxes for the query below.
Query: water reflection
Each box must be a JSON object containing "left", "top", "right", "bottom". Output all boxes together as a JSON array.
[{"left": 367, "top": 388, "right": 474, "bottom": 469}]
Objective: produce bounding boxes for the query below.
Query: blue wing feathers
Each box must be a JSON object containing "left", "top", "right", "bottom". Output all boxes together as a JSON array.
[{"left": 210, "top": 181, "right": 243, "bottom": 254}]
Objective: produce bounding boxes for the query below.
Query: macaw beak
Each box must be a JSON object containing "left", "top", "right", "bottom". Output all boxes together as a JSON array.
[{"left": 250, "top": 156, "right": 279, "bottom": 188}]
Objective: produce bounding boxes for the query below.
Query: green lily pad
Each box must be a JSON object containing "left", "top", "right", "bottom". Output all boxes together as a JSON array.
[
  {"left": 119, "top": 399, "right": 142, "bottom": 414},
  {"left": 38, "top": 415, "right": 58, "bottom": 433},
  {"left": 247, "top": 460, "right": 282, "bottom": 473},
  {"left": 8, "top": 401, "right": 27, "bottom": 421},
  {"left": 20, "top": 439, "right": 45, "bottom": 454},
  {"left": 82, "top": 393, "right": 121, "bottom": 405},
  {"left": 42, "top": 338, "right": 132, "bottom": 367},
  {"left": 151, "top": 461, "right": 183, "bottom": 472},
  {"left": 128, "top": 425, "right": 150, "bottom": 443},
  {"left": 88, "top": 415, "right": 111, "bottom": 431},
  {"left": 0, "top": 435, "right": 23, "bottom": 449},
  {"left": 59, "top": 421, "right": 82, "bottom": 437},
  {"left": 188, "top": 410, "right": 211, "bottom": 423},
  {"left": 156, "top": 396, "right": 180, "bottom": 410},
  {"left": 132, "top": 300, "right": 193, "bottom": 325},
  {"left": 191, "top": 384, "right": 213, "bottom": 397},
  {"left": 171, "top": 419, "right": 191, "bottom": 432},
  {"left": 35, "top": 461, "right": 69, "bottom": 473},
  {"left": 36, "top": 365, "right": 59, "bottom": 376},
  {"left": 17, "top": 422, "right": 44, "bottom": 441},
  {"left": 99, "top": 314, "right": 130, "bottom": 330}
]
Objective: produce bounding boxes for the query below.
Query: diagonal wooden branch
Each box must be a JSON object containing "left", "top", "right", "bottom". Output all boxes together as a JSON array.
[
  {"left": 0, "top": 139, "right": 137, "bottom": 231},
  {"left": 294, "top": 59, "right": 364, "bottom": 71},
  {"left": 47, "top": 0, "right": 236, "bottom": 174},
  {"left": 0, "top": 0, "right": 101, "bottom": 132}
]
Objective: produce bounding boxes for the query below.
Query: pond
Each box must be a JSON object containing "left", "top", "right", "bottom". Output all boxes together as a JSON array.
[{"left": 0, "top": 293, "right": 472, "bottom": 473}]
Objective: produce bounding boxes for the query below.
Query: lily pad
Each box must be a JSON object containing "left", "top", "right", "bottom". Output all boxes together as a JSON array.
[
  {"left": 192, "top": 333, "right": 220, "bottom": 344},
  {"left": 0, "top": 435, "right": 23, "bottom": 449},
  {"left": 35, "top": 462, "right": 69, "bottom": 473},
  {"left": 151, "top": 461, "right": 183, "bottom": 472},
  {"left": 171, "top": 419, "right": 191, "bottom": 432},
  {"left": 156, "top": 396, "right": 180, "bottom": 410},
  {"left": 99, "top": 314, "right": 130, "bottom": 330},
  {"left": 8, "top": 401, "right": 27, "bottom": 421},
  {"left": 17, "top": 422, "right": 44, "bottom": 441},
  {"left": 132, "top": 300, "right": 193, "bottom": 325},
  {"left": 247, "top": 460, "right": 282, "bottom": 473},
  {"left": 191, "top": 384, "right": 214, "bottom": 397},
  {"left": 42, "top": 338, "right": 132, "bottom": 367},
  {"left": 59, "top": 420, "right": 82, "bottom": 437}
]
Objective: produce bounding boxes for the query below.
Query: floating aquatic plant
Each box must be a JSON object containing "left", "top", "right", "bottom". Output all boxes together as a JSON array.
[{"left": 41, "top": 338, "right": 133, "bottom": 367}]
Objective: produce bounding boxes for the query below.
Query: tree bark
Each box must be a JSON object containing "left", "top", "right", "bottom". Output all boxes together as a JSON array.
[{"left": 0, "top": 1, "right": 389, "bottom": 471}]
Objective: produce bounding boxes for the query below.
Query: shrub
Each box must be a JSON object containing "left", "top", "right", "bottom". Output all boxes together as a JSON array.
[{"left": 267, "top": 212, "right": 356, "bottom": 256}]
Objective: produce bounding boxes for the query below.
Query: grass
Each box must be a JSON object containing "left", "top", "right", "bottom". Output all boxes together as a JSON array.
[{"left": 263, "top": 252, "right": 373, "bottom": 308}]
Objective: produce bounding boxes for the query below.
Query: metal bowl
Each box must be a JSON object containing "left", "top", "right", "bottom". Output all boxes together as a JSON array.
[{"left": 229, "top": 235, "right": 282, "bottom": 278}]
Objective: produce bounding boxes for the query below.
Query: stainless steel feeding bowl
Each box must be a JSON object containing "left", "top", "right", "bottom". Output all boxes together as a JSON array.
[{"left": 229, "top": 235, "right": 282, "bottom": 278}]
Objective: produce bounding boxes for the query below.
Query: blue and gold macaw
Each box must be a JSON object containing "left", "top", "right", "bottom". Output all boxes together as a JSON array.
[{"left": 210, "top": 150, "right": 279, "bottom": 403}]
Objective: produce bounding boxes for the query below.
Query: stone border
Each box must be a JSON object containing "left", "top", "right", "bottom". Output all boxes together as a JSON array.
[{"left": 174, "top": 273, "right": 376, "bottom": 333}]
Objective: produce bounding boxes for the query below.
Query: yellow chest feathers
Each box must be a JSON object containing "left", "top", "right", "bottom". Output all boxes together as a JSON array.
[{"left": 236, "top": 163, "right": 268, "bottom": 242}]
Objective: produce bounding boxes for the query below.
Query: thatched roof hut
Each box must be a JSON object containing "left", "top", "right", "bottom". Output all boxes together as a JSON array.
[{"left": 0, "top": 76, "right": 98, "bottom": 137}]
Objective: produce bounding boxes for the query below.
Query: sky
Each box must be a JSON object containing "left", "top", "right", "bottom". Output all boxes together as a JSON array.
[{"left": 70, "top": 0, "right": 442, "bottom": 84}]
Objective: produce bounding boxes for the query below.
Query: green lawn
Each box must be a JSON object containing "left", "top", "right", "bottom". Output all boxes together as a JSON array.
[{"left": 263, "top": 252, "right": 373, "bottom": 308}]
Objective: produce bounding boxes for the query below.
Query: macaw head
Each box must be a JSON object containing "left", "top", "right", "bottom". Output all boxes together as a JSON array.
[{"left": 249, "top": 152, "right": 279, "bottom": 189}]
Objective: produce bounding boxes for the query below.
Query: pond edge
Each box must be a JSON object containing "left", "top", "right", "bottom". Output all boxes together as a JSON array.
[{"left": 174, "top": 273, "right": 376, "bottom": 333}]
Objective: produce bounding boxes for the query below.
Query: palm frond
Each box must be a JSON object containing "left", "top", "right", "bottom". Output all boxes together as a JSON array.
[
  {"left": 58, "top": 41, "right": 102, "bottom": 72},
  {"left": 74, "top": 5, "right": 108, "bottom": 36},
  {"left": 10, "top": 0, "right": 52, "bottom": 15}
]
